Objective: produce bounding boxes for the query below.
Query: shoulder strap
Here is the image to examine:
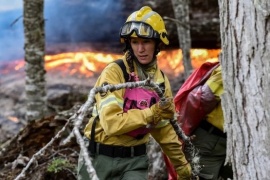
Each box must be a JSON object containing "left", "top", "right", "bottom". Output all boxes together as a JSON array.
[
  {"left": 89, "top": 115, "right": 99, "bottom": 154},
  {"left": 114, "top": 59, "right": 129, "bottom": 82},
  {"left": 159, "top": 70, "right": 165, "bottom": 94},
  {"left": 160, "top": 70, "right": 164, "bottom": 77}
]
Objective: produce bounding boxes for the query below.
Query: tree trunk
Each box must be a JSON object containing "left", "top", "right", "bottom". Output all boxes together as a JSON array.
[
  {"left": 219, "top": 0, "right": 270, "bottom": 179},
  {"left": 170, "top": 0, "right": 193, "bottom": 78},
  {"left": 23, "top": 0, "right": 47, "bottom": 121}
]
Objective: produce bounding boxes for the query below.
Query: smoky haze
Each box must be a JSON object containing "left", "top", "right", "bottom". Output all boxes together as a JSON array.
[
  {"left": 0, "top": 9, "right": 24, "bottom": 61},
  {"left": 0, "top": 0, "right": 138, "bottom": 62}
]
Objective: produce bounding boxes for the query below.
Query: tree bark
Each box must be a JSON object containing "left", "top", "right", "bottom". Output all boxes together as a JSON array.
[
  {"left": 170, "top": 0, "right": 193, "bottom": 78},
  {"left": 23, "top": 0, "right": 47, "bottom": 121},
  {"left": 219, "top": 0, "right": 270, "bottom": 179}
]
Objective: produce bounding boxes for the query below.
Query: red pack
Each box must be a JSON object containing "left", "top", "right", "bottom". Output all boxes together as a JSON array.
[{"left": 174, "top": 61, "right": 220, "bottom": 135}]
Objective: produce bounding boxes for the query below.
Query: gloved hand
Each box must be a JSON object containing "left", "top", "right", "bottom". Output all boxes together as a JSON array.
[
  {"left": 150, "top": 97, "right": 175, "bottom": 124},
  {"left": 176, "top": 163, "right": 192, "bottom": 180}
]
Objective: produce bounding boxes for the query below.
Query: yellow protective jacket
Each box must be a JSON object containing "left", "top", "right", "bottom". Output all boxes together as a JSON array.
[
  {"left": 84, "top": 56, "right": 190, "bottom": 178},
  {"left": 205, "top": 65, "right": 224, "bottom": 131}
]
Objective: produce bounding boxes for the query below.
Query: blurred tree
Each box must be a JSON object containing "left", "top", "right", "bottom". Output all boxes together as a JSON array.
[
  {"left": 219, "top": 0, "right": 270, "bottom": 179},
  {"left": 23, "top": 0, "right": 47, "bottom": 121},
  {"left": 170, "top": 0, "right": 193, "bottom": 78}
]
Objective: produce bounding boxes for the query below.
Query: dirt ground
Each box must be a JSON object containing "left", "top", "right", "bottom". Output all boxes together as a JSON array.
[
  {"left": 0, "top": 72, "right": 91, "bottom": 180},
  {"left": 0, "top": 107, "right": 85, "bottom": 180}
]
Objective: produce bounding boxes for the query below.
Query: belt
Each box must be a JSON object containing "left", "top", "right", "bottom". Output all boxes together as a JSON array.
[
  {"left": 200, "top": 120, "right": 227, "bottom": 138},
  {"left": 89, "top": 142, "right": 146, "bottom": 158}
]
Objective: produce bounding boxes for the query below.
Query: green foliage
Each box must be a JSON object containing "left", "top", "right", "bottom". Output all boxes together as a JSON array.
[{"left": 47, "top": 157, "right": 75, "bottom": 174}]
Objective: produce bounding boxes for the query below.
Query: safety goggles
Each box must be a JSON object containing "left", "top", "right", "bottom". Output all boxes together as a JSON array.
[{"left": 120, "top": 21, "right": 160, "bottom": 39}]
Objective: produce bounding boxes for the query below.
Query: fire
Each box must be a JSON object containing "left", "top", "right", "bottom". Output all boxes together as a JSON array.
[
  {"left": 157, "top": 49, "right": 220, "bottom": 76},
  {"left": 45, "top": 52, "right": 122, "bottom": 78},
  {"left": 44, "top": 49, "right": 220, "bottom": 77},
  {"left": 0, "top": 49, "right": 220, "bottom": 78},
  {"left": 7, "top": 116, "right": 19, "bottom": 123}
]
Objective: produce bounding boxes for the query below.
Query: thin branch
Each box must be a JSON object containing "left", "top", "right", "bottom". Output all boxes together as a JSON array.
[
  {"left": 10, "top": 15, "right": 23, "bottom": 27},
  {"left": 163, "top": 16, "right": 189, "bottom": 29},
  {"left": 170, "top": 118, "right": 201, "bottom": 176}
]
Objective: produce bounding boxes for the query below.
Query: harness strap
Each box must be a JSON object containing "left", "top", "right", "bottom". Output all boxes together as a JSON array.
[
  {"left": 89, "top": 115, "right": 99, "bottom": 154},
  {"left": 114, "top": 59, "right": 130, "bottom": 82}
]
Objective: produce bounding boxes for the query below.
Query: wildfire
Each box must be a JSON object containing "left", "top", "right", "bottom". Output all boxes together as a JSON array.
[
  {"left": 45, "top": 52, "right": 122, "bottom": 78},
  {"left": 0, "top": 49, "right": 220, "bottom": 78},
  {"left": 7, "top": 116, "right": 19, "bottom": 123},
  {"left": 157, "top": 49, "right": 220, "bottom": 76}
]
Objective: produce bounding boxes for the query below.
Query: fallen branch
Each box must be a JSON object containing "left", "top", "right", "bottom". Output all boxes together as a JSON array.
[{"left": 170, "top": 118, "right": 201, "bottom": 177}]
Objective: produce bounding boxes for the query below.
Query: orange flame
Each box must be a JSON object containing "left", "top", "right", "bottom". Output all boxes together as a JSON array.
[
  {"left": 1, "top": 49, "right": 220, "bottom": 78},
  {"left": 44, "top": 49, "right": 220, "bottom": 77},
  {"left": 45, "top": 52, "right": 122, "bottom": 77},
  {"left": 157, "top": 49, "right": 220, "bottom": 76},
  {"left": 7, "top": 116, "right": 19, "bottom": 123}
]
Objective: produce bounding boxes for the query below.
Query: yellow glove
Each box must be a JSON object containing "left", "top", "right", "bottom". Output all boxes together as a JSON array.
[
  {"left": 176, "top": 163, "right": 192, "bottom": 180},
  {"left": 150, "top": 97, "right": 175, "bottom": 124}
]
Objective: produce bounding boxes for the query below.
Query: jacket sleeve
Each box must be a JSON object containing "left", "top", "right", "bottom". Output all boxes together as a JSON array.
[
  {"left": 94, "top": 63, "right": 154, "bottom": 136},
  {"left": 151, "top": 124, "right": 191, "bottom": 179}
]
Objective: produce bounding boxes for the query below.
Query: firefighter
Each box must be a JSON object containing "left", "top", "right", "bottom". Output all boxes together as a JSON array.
[
  {"left": 173, "top": 60, "right": 233, "bottom": 179},
  {"left": 184, "top": 64, "right": 233, "bottom": 179},
  {"left": 77, "top": 6, "right": 191, "bottom": 180}
]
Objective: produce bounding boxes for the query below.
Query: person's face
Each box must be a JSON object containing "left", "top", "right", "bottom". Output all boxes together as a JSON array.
[{"left": 130, "top": 37, "right": 156, "bottom": 65}]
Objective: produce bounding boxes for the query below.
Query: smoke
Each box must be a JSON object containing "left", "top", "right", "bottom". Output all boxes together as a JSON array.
[
  {"left": 0, "top": 0, "right": 130, "bottom": 61},
  {"left": 45, "top": 0, "right": 125, "bottom": 43},
  {"left": 0, "top": 7, "right": 24, "bottom": 61}
]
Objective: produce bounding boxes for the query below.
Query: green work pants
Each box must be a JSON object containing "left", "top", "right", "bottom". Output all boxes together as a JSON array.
[
  {"left": 192, "top": 127, "right": 233, "bottom": 180},
  {"left": 77, "top": 152, "right": 148, "bottom": 180}
]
